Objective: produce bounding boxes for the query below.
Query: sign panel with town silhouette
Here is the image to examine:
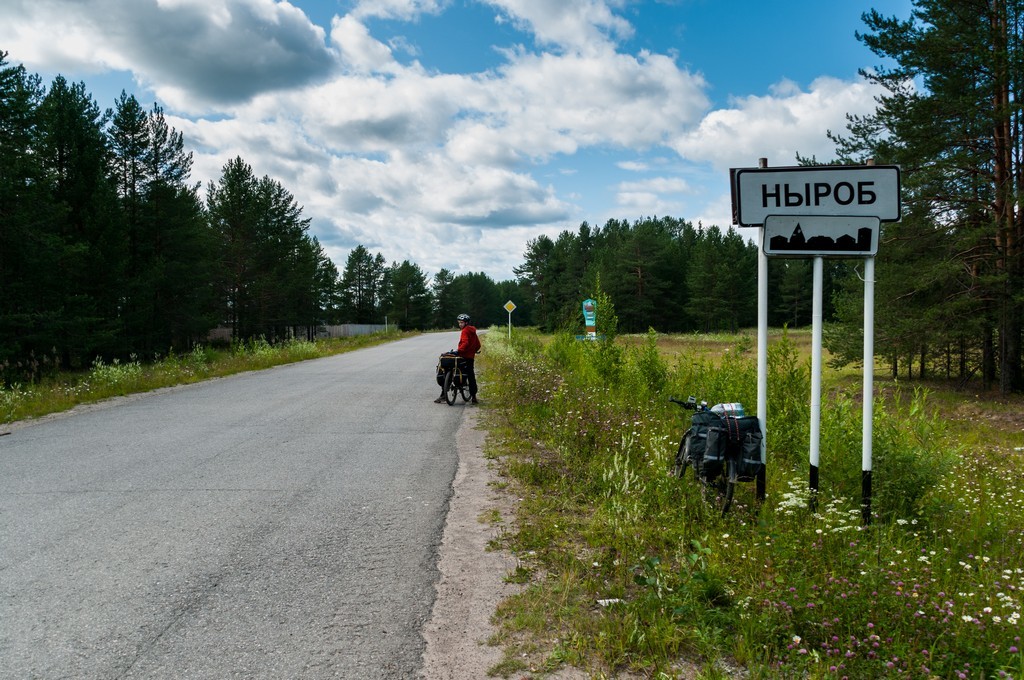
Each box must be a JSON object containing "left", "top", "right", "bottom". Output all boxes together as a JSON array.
[{"left": 763, "top": 215, "right": 880, "bottom": 257}]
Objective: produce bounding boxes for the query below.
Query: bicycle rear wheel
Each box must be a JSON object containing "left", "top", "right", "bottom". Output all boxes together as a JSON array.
[
  {"left": 708, "top": 462, "right": 737, "bottom": 516},
  {"left": 458, "top": 375, "right": 471, "bottom": 402},
  {"left": 695, "top": 465, "right": 735, "bottom": 517},
  {"left": 720, "top": 465, "right": 737, "bottom": 516}
]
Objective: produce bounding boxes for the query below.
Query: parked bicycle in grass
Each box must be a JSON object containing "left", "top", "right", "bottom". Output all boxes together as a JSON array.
[{"left": 670, "top": 395, "right": 764, "bottom": 515}]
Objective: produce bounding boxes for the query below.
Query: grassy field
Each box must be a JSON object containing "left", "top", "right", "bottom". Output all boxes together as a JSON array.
[{"left": 478, "top": 327, "right": 1024, "bottom": 679}]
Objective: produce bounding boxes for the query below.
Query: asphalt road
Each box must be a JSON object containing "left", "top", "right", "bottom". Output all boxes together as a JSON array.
[{"left": 0, "top": 332, "right": 467, "bottom": 679}]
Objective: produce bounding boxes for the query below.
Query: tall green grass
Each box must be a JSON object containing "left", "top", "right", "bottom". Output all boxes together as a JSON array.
[
  {"left": 482, "top": 327, "right": 1023, "bottom": 679},
  {"left": 0, "top": 332, "right": 408, "bottom": 425}
]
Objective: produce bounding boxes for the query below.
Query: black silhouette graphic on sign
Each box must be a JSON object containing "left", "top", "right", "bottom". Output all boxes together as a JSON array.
[{"left": 769, "top": 223, "right": 873, "bottom": 252}]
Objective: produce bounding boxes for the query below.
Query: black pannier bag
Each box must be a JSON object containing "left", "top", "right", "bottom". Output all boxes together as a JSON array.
[
  {"left": 702, "top": 421, "right": 729, "bottom": 481},
  {"left": 436, "top": 353, "right": 454, "bottom": 386},
  {"left": 726, "top": 415, "right": 764, "bottom": 481},
  {"left": 435, "top": 353, "right": 465, "bottom": 386},
  {"left": 675, "top": 410, "right": 725, "bottom": 482}
]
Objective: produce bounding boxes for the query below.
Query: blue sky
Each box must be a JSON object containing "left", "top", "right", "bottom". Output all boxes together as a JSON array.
[{"left": 0, "top": 0, "right": 913, "bottom": 281}]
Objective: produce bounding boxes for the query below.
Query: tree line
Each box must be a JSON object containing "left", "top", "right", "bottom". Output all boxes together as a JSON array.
[
  {"left": 4, "top": 0, "right": 1023, "bottom": 395},
  {"left": 510, "top": 216, "right": 851, "bottom": 334},
  {"left": 0, "top": 51, "right": 524, "bottom": 384}
]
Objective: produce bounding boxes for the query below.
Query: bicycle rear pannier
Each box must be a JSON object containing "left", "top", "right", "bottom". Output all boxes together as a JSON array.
[
  {"left": 677, "top": 410, "right": 726, "bottom": 482},
  {"left": 726, "top": 415, "right": 764, "bottom": 481},
  {"left": 436, "top": 353, "right": 456, "bottom": 386}
]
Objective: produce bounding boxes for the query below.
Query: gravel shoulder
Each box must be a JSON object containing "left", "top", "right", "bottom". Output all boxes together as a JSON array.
[
  {"left": 421, "top": 407, "right": 602, "bottom": 680},
  {"left": 420, "top": 406, "right": 523, "bottom": 678},
  {"left": 420, "top": 408, "right": 690, "bottom": 680}
]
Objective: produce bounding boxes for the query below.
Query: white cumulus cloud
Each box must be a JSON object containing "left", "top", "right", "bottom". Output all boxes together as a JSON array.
[{"left": 672, "top": 76, "right": 887, "bottom": 172}]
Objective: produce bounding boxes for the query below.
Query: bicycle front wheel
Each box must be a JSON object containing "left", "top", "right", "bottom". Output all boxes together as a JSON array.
[
  {"left": 671, "top": 433, "right": 690, "bottom": 479},
  {"left": 443, "top": 371, "right": 457, "bottom": 405}
]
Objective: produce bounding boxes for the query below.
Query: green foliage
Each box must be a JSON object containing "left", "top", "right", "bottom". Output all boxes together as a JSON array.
[
  {"left": 871, "top": 391, "right": 955, "bottom": 522},
  {"left": 764, "top": 330, "right": 811, "bottom": 470},
  {"left": 89, "top": 356, "right": 144, "bottom": 393},
  {"left": 626, "top": 329, "right": 669, "bottom": 396},
  {"left": 482, "top": 329, "right": 1024, "bottom": 678},
  {"left": 516, "top": 217, "right": 765, "bottom": 334},
  {"left": 0, "top": 384, "right": 31, "bottom": 423},
  {"left": 591, "top": 276, "right": 619, "bottom": 341},
  {"left": 382, "top": 260, "right": 432, "bottom": 330},
  {"left": 207, "top": 158, "right": 334, "bottom": 341},
  {"left": 338, "top": 245, "right": 387, "bottom": 325}
]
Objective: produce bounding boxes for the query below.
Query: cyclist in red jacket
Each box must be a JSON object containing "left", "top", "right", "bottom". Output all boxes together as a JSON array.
[
  {"left": 456, "top": 313, "right": 481, "bottom": 403},
  {"left": 433, "top": 313, "right": 482, "bottom": 404}
]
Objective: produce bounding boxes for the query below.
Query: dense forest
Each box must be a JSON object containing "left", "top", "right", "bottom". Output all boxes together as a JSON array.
[
  {"left": 0, "top": 50, "right": 533, "bottom": 381},
  {"left": 0, "top": 49, "right": 808, "bottom": 379},
  {"left": 2, "top": 0, "right": 1022, "bottom": 393}
]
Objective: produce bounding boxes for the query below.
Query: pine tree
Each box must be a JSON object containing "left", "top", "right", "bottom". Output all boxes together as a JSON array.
[
  {"left": 139, "top": 104, "right": 218, "bottom": 350},
  {"left": 514, "top": 235, "right": 556, "bottom": 330},
  {"left": 35, "top": 75, "right": 121, "bottom": 366},
  {"left": 0, "top": 53, "right": 48, "bottom": 373},
  {"left": 207, "top": 157, "right": 260, "bottom": 338},
  {"left": 450, "top": 272, "right": 502, "bottom": 327},
  {"left": 601, "top": 218, "right": 680, "bottom": 333},
  {"left": 339, "top": 245, "right": 386, "bottom": 324},
  {"left": 829, "top": 0, "right": 1024, "bottom": 393},
  {"left": 431, "top": 268, "right": 456, "bottom": 328},
  {"left": 383, "top": 260, "right": 432, "bottom": 330}
]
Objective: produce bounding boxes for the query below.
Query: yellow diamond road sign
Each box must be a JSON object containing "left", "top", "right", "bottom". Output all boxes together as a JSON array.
[{"left": 504, "top": 300, "right": 516, "bottom": 313}]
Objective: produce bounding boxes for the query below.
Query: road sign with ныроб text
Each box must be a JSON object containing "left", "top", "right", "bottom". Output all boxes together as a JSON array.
[{"left": 732, "top": 165, "right": 901, "bottom": 226}]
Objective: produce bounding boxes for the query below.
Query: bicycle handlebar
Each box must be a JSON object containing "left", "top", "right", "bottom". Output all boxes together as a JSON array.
[{"left": 669, "top": 396, "right": 702, "bottom": 411}]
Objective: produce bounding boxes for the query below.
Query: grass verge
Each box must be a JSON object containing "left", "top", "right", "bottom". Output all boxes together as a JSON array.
[
  {"left": 0, "top": 331, "right": 413, "bottom": 425},
  {"left": 479, "top": 326, "right": 1024, "bottom": 679}
]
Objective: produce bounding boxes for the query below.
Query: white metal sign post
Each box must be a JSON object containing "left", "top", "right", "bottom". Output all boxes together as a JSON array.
[
  {"left": 503, "top": 300, "right": 516, "bottom": 341},
  {"left": 733, "top": 161, "right": 900, "bottom": 524}
]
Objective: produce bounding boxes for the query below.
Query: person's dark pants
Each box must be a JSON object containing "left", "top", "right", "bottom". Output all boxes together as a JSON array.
[{"left": 464, "top": 358, "right": 477, "bottom": 397}]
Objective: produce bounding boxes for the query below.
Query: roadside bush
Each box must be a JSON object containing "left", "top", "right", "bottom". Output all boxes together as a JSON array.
[
  {"left": 89, "top": 356, "right": 144, "bottom": 394},
  {"left": 625, "top": 329, "right": 669, "bottom": 396}
]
